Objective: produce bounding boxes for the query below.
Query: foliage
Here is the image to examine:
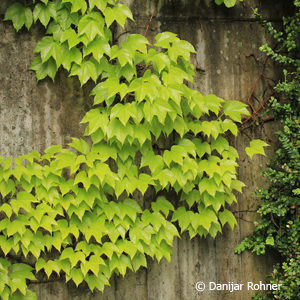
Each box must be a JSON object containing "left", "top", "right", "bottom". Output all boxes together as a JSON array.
[
  {"left": 214, "top": 0, "right": 243, "bottom": 8},
  {"left": 2, "top": 0, "right": 264, "bottom": 299},
  {"left": 235, "top": 1, "right": 300, "bottom": 299}
]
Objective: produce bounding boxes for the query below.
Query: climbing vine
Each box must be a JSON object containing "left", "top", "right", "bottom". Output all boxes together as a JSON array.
[
  {"left": 235, "top": 1, "right": 300, "bottom": 299},
  {"left": 1, "top": 0, "right": 266, "bottom": 299}
]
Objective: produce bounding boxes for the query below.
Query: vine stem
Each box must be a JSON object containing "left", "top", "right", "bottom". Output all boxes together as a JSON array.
[
  {"left": 6, "top": 254, "right": 35, "bottom": 268},
  {"left": 270, "top": 212, "right": 280, "bottom": 229},
  {"left": 29, "top": 278, "right": 62, "bottom": 285},
  {"left": 240, "top": 45, "right": 278, "bottom": 127},
  {"left": 232, "top": 210, "right": 258, "bottom": 213},
  {"left": 240, "top": 93, "right": 274, "bottom": 127},
  {"left": 144, "top": 0, "right": 160, "bottom": 37},
  {"left": 246, "top": 55, "right": 269, "bottom": 116},
  {"left": 225, "top": 56, "right": 274, "bottom": 137}
]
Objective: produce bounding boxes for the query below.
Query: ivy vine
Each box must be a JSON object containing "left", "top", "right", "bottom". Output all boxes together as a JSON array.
[
  {"left": 1, "top": 0, "right": 265, "bottom": 299},
  {"left": 235, "top": 1, "right": 300, "bottom": 299}
]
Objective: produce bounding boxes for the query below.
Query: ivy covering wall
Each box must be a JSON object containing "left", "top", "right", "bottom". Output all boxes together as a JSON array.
[
  {"left": 236, "top": 1, "right": 300, "bottom": 299},
  {"left": 0, "top": 1, "right": 269, "bottom": 299}
]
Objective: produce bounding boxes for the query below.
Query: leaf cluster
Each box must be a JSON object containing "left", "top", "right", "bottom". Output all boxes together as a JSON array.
[
  {"left": 2, "top": 0, "right": 266, "bottom": 299},
  {"left": 0, "top": 146, "right": 181, "bottom": 297}
]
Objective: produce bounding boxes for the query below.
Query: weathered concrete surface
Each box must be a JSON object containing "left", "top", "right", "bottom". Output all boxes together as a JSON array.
[
  {"left": 0, "top": 0, "right": 289, "bottom": 299},
  {"left": 0, "top": 0, "right": 91, "bottom": 157}
]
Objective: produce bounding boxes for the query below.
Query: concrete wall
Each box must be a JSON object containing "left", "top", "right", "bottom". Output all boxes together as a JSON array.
[{"left": 0, "top": 0, "right": 289, "bottom": 299}]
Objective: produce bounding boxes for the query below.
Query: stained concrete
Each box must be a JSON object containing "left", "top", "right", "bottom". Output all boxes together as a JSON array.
[
  {"left": 0, "top": 0, "right": 91, "bottom": 157},
  {"left": 0, "top": 0, "right": 290, "bottom": 299}
]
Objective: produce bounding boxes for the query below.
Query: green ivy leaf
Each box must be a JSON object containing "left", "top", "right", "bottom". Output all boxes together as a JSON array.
[
  {"left": 11, "top": 263, "right": 36, "bottom": 279},
  {"left": 0, "top": 238, "right": 14, "bottom": 256},
  {"left": 131, "top": 252, "right": 147, "bottom": 272},
  {"left": 266, "top": 236, "right": 274, "bottom": 246},
  {"left": 223, "top": 100, "right": 250, "bottom": 122},
  {"left": 83, "top": 38, "right": 111, "bottom": 62},
  {"left": 124, "top": 34, "right": 149, "bottom": 54},
  {"left": 193, "top": 139, "right": 211, "bottom": 158},
  {"left": 34, "top": 36, "right": 56, "bottom": 63},
  {"left": 152, "top": 197, "right": 174, "bottom": 217},
  {"left": 78, "top": 13, "right": 105, "bottom": 41},
  {"left": 152, "top": 52, "right": 171, "bottom": 73},
  {"left": 155, "top": 32, "right": 178, "bottom": 48},
  {"left": 60, "top": 43, "right": 82, "bottom": 71},
  {"left": 204, "top": 94, "right": 224, "bottom": 115},
  {"left": 211, "top": 136, "right": 229, "bottom": 154},
  {"left": 219, "top": 209, "right": 237, "bottom": 229},
  {"left": 69, "top": 138, "right": 90, "bottom": 155},
  {"left": 0, "top": 286, "right": 10, "bottom": 300},
  {"left": 104, "top": 3, "right": 133, "bottom": 28},
  {"left": 35, "top": 258, "right": 46, "bottom": 273},
  {"left": 0, "top": 203, "right": 12, "bottom": 218},
  {"left": 215, "top": 0, "right": 224, "bottom": 5},
  {"left": 0, "top": 179, "right": 15, "bottom": 197},
  {"left": 10, "top": 290, "right": 37, "bottom": 300},
  {"left": 33, "top": 3, "right": 55, "bottom": 27},
  {"left": 221, "top": 121, "right": 237, "bottom": 137},
  {"left": 198, "top": 178, "right": 218, "bottom": 196},
  {"left": 62, "top": 0, "right": 87, "bottom": 14},
  {"left": 30, "top": 56, "right": 57, "bottom": 81},
  {"left": 44, "top": 260, "right": 60, "bottom": 278},
  {"left": 85, "top": 274, "right": 108, "bottom": 292},
  {"left": 224, "top": 0, "right": 237, "bottom": 8},
  {"left": 70, "top": 60, "right": 98, "bottom": 85},
  {"left": 69, "top": 268, "right": 84, "bottom": 286},
  {"left": 4, "top": 3, "right": 33, "bottom": 31},
  {"left": 60, "top": 28, "right": 79, "bottom": 49},
  {"left": 245, "top": 139, "right": 269, "bottom": 159},
  {"left": 89, "top": 0, "right": 107, "bottom": 12},
  {"left": 168, "top": 39, "right": 196, "bottom": 61}
]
